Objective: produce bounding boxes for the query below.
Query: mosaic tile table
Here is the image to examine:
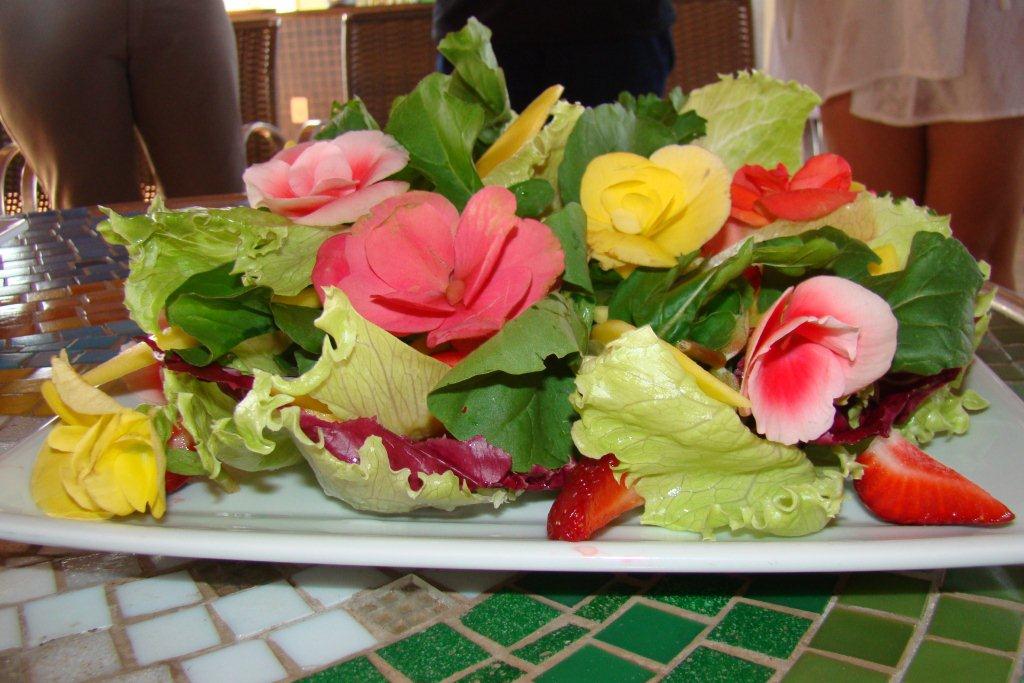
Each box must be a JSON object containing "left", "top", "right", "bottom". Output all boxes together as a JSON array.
[{"left": 1, "top": 207, "right": 1023, "bottom": 683}]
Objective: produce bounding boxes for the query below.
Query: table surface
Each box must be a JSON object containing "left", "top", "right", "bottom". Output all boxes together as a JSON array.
[{"left": 1, "top": 207, "right": 1023, "bottom": 683}]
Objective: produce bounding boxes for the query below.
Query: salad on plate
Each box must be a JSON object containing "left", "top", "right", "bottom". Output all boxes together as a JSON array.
[{"left": 29, "top": 20, "right": 1013, "bottom": 542}]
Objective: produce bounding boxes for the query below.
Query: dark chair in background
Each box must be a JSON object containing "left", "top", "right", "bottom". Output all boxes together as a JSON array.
[
  {"left": 667, "top": 0, "right": 754, "bottom": 92},
  {"left": 341, "top": 4, "right": 435, "bottom": 124}
]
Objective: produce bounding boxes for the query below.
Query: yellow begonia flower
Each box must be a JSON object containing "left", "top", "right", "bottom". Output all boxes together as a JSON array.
[
  {"left": 31, "top": 351, "right": 166, "bottom": 520},
  {"left": 581, "top": 145, "right": 731, "bottom": 271}
]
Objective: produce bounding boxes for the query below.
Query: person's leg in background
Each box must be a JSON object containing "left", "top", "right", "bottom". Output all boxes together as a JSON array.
[
  {"left": 819, "top": 93, "right": 927, "bottom": 203},
  {"left": 128, "top": 0, "right": 246, "bottom": 198},
  {"left": 0, "top": 1, "right": 141, "bottom": 209},
  {"left": 925, "top": 118, "right": 1024, "bottom": 290}
]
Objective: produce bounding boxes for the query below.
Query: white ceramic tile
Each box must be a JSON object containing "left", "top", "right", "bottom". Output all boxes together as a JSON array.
[
  {"left": 0, "top": 563, "right": 56, "bottom": 605},
  {"left": 59, "top": 553, "right": 141, "bottom": 589},
  {"left": 103, "top": 666, "right": 175, "bottom": 683},
  {"left": 418, "top": 569, "right": 516, "bottom": 598},
  {"left": 270, "top": 610, "right": 376, "bottom": 669},
  {"left": 27, "top": 631, "right": 121, "bottom": 683},
  {"left": 211, "top": 580, "right": 312, "bottom": 638},
  {"left": 116, "top": 570, "right": 203, "bottom": 618},
  {"left": 291, "top": 566, "right": 389, "bottom": 608},
  {"left": 24, "top": 585, "right": 112, "bottom": 647},
  {"left": 183, "top": 639, "right": 287, "bottom": 683},
  {"left": 126, "top": 606, "right": 221, "bottom": 665},
  {"left": 0, "top": 606, "right": 20, "bottom": 651}
]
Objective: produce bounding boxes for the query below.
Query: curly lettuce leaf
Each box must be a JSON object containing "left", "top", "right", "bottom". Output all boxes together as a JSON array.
[
  {"left": 571, "top": 326, "right": 844, "bottom": 538},
  {"left": 899, "top": 378, "right": 988, "bottom": 446},
  {"left": 683, "top": 71, "right": 819, "bottom": 172},
  {"left": 260, "top": 287, "right": 449, "bottom": 440},
  {"left": 162, "top": 370, "right": 300, "bottom": 478},
  {"left": 98, "top": 202, "right": 335, "bottom": 333}
]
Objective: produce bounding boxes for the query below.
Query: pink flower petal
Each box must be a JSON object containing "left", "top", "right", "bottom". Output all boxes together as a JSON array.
[
  {"left": 363, "top": 200, "right": 456, "bottom": 296},
  {"left": 293, "top": 180, "right": 409, "bottom": 226},
  {"left": 746, "top": 338, "right": 848, "bottom": 444},
  {"left": 453, "top": 187, "right": 519, "bottom": 306},
  {"left": 243, "top": 160, "right": 296, "bottom": 208},
  {"left": 427, "top": 269, "right": 531, "bottom": 348},
  {"left": 331, "top": 130, "right": 410, "bottom": 186},
  {"left": 779, "top": 276, "right": 897, "bottom": 393},
  {"left": 258, "top": 194, "right": 331, "bottom": 217}
]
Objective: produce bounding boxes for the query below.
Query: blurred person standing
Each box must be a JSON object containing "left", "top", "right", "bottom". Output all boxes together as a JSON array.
[
  {"left": 0, "top": 0, "right": 246, "bottom": 210},
  {"left": 771, "top": 0, "right": 1024, "bottom": 289},
  {"left": 433, "top": 0, "right": 676, "bottom": 110}
]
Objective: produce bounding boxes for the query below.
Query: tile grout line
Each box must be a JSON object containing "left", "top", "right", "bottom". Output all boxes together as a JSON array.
[{"left": 890, "top": 568, "right": 944, "bottom": 682}]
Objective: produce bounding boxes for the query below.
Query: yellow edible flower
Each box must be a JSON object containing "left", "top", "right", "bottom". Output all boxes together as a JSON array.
[
  {"left": 31, "top": 351, "right": 166, "bottom": 520},
  {"left": 581, "top": 145, "right": 731, "bottom": 272}
]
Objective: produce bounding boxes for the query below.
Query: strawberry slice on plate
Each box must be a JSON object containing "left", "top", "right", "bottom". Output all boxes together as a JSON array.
[
  {"left": 547, "top": 454, "right": 644, "bottom": 541},
  {"left": 855, "top": 433, "right": 1014, "bottom": 526}
]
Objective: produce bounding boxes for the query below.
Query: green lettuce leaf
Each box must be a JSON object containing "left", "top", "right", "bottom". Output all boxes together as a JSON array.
[
  {"left": 571, "top": 326, "right": 844, "bottom": 538},
  {"left": 509, "top": 178, "right": 554, "bottom": 218},
  {"left": 386, "top": 73, "right": 485, "bottom": 209},
  {"left": 899, "top": 378, "right": 988, "bottom": 446},
  {"left": 315, "top": 98, "right": 379, "bottom": 140},
  {"left": 428, "top": 293, "right": 591, "bottom": 472},
  {"left": 162, "top": 370, "right": 301, "bottom": 477},
  {"left": 98, "top": 202, "right": 334, "bottom": 333},
  {"left": 683, "top": 71, "right": 819, "bottom": 172},
  {"left": 482, "top": 100, "right": 585, "bottom": 193},
  {"left": 260, "top": 288, "right": 449, "bottom": 440},
  {"left": 543, "top": 203, "right": 593, "bottom": 293}
]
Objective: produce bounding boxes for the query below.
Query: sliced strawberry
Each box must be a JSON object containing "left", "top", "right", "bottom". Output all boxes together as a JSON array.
[
  {"left": 855, "top": 433, "right": 1014, "bottom": 526},
  {"left": 165, "top": 472, "right": 191, "bottom": 494},
  {"left": 547, "top": 454, "right": 644, "bottom": 541}
]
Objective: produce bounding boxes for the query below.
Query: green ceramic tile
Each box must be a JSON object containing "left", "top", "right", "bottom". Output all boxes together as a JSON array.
[
  {"left": 809, "top": 606, "right": 913, "bottom": 667},
  {"left": 648, "top": 574, "right": 743, "bottom": 616},
  {"left": 782, "top": 652, "right": 888, "bottom": 683},
  {"left": 839, "top": 572, "right": 931, "bottom": 618},
  {"left": 595, "top": 603, "right": 704, "bottom": 663},
  {"left": 575, "top": 584, "right": 632, "bottom": 622},
  {"left": 377, "top": 623, "right": 488, "bottom": 682},
  {"left": 302, "top": 657, "right": 387, "bottom": 683},
  {"left": 663, "top": 647, "right": 773, "bottom": 683},
  {"left": 456, "top": 661, "right": 526, "bottom": 683},
  {"left": 928, "top": 594, "right": 1023, "bottom": 652},
  {"left": 903, "top": 639, "right": 1013, "bottom": 683},
  {"left": 708, "top": 603, "right": 811, "bottom": 659},
  {"left": 515, "top": 573, "right": 613, "bottom": 607},
  {"left": 535, "top": 645, "right": 652, "bottom": 683},
  {"left": 513, "top": 625, "right": 589, "bottom": 664},
  {"left": 943, "top": 566, "right": 1024, "bottom": 603},
  {"left": 462, "top": 591, "right": 560, "bottom": 646},
  {"left": 745, "top": 574, "right": 838, "bottom": 614}
]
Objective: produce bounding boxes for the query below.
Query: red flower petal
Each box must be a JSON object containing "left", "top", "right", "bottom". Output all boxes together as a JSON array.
[
  {"left": 757, "top": 188, "right": 858, "bottom": 222},
  {"left": 789, "top": 153, "right": 852, "bottom": 192}
]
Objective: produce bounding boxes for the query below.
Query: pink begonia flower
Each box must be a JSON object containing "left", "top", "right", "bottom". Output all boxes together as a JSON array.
[
  {"left": 242, "top": 130, "right": 409, "bottom": 226},
  {"left": 740, "top": 275, "right": 898, "bottom": 445},
  {"left": 312, "top": 187, "right": 565, "bottom": 349}
]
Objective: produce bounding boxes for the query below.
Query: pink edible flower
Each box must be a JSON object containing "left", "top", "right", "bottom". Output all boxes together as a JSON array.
[
  {"left": 312, "top": 187, "right": 565, "bottom": 349},
  {"left": 242, "top": 130, "right": 409, "bottom": 226},
  {"left": 740, "top": 275, "right": 898, "bottom": 445}
]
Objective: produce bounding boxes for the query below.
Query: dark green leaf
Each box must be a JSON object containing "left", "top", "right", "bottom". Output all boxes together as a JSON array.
[
  {"left": 752, "top": 226, "right": 879, "bottom": 279},
  {"left": 271, "top": 303, "right": 325, "bottom": 354},
  {"left": 437, "top": 18, "right": 511, "bottom": 134},
  {"left": 428, "top": 293, "right": 589, "bottom": 471},
  {"left": 543, "top": 203, "right": 592, "bottom": 292},
  {"left": 606, "top": 252, "right": 697, "bottom": 324},
  {"left": 509, "top": 178, "right": 554, "bottom": 218},
  {"left": 687, "top": 282, "right": 753, "bottom": 351},
  {"left": 859, "top": 232, "right": 984, "bottom": 375},
  {"left": 165, "top": 265, "right": 275, "bottom": 366},
  {"left": 315, "top": 98, "right": 379, "bottom": 140},
  {"left": 386, "top": 73, "right": 484, "bottom": 209}
]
